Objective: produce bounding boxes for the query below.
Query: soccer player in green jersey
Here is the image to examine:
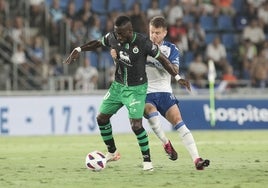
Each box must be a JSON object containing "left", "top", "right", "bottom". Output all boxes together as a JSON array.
[{"left": 64, "top": 15, "right": 190, "bottom": 171}]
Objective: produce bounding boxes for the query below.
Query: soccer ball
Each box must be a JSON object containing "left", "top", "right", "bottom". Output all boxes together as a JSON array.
[{"left": 85, "top": 151, "right": 107, "bottom": 171}]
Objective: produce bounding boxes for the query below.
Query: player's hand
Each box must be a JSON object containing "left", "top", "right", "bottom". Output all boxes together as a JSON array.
[
  {"left": 64, "top": 48, "right": 80, "bottom": 64},
  {"left": 178, "top": 78, "right": 191, "bottom": 92},
  {"left": 110, "top": 49, "right": 117, "bottom": 59}
]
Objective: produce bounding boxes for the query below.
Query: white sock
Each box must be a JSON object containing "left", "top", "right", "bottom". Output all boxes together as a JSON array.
[
  {"left": 175, "top": 122, "right": 200, "bottom": 162},
  {"left": 148, "top": 112, "right": 169, "bottom": 145}
]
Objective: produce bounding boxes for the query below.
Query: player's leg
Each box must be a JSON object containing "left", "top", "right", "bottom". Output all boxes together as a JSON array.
[
  {"left": 145, "top": 93, "right": 177, "bottom": 161},
  {"left": 97, "top": 83, "right": 123, "bottom": 162},
  {"left": 126, "top": 83, "right": 153, "bottom": 171},
  {"left": 130, "top": 118, "right": 153, "bottom": 171},
  {"left": 145, "top": 103, "right": 169, "bottom": 144},
  {"left": 166, "top": 105, "right": 210, "bottom": 170}
]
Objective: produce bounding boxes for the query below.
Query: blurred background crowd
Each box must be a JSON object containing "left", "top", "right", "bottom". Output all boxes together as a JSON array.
[{"left": 0, "top": 0, "right": 267, "bottom": 92}]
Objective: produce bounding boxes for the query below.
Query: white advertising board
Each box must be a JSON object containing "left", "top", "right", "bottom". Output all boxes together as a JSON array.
[{"left": 0, "top": 95, "right": 172, "bottom": 136}]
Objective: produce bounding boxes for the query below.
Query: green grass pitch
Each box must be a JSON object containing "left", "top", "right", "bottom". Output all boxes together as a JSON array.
[{"left": 0, "top": 130, "right": 267, "bottom": 188}]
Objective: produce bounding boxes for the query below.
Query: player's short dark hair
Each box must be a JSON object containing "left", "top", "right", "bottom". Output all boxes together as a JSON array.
[
  {"left": 150, "top": 16, "right": 168, "bottom": 29},
  {"left": 115, "top": 15, "right": 131, "bottom": 27}
]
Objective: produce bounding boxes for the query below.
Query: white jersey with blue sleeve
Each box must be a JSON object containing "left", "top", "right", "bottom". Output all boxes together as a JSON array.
[{"left": 146, "top": 41, "right": 180, "bottom": 93}]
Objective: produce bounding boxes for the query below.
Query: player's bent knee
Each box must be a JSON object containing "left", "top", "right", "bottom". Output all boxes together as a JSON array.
[{"left": 96, "top": 113, "right": 111, "bottom": 125}]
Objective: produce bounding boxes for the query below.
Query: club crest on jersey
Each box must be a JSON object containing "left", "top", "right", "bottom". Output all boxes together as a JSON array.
[{"left": 133, "top": 46, "right": 139, "bottom": 54}]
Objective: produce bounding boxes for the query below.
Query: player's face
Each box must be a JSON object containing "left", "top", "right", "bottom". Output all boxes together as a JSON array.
[
  {"left": 149, "top": 25, "right": 167, "bottom": 45},
  {"left": 114, "top": 22, "right": 133, "bottom": 44}
]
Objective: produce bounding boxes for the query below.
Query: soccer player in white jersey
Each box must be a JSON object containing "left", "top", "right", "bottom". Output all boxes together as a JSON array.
[{"left": 144, "top": 16, "right": 210, "bottom": 170}]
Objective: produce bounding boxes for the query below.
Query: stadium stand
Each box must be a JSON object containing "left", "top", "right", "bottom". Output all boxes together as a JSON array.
[{"left": 0, "top": 0, "right": 267, "bottom": 91}]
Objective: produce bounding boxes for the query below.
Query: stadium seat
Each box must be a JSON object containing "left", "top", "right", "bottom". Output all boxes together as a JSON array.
[
  {"left": 232, "top": 0, "right": 244, "bottom": 14},
  {"left": 205, "top": 33, "right": 217, "bottom": 45},
  {"left": 107, "top": 0, "right": 124, "bottom": 12},
  {"left": 183, "top": 14, "right": 195, "bottom": 24},
  {"left": 125, "top": 0, "right": 136, "bottom": 11},
  {"left": 226, "top": 51, "right": 233, "bottom": 64},
  {"left": 158, "top": 0, "right": 168, "bottom": 8},
  {"left": 99, "top": 51, "right": 114, "bottom": 69},
  {"left": 45, "top": 0, "right": 67, "bottom": 9},
  {"left": 199, "top": 15, "right": 216, "bottom": 32},
  {"left": 182, "top": 51, "right": 194, "bottom": 68},
  {"left": 99, "top": 15, "right": 107, "bottom": 31},
  {"left": 217, "top": 14, "right": 234, "bottom": 32},
  {"left": 91, "top": 0, "right": 106, "bottom": 14},
  {"left": 87, "top": 51, "right": 99, "bottom": 68},
  {"left": 75, "top": 0, "right": 84, "bottom": 11},
  {"left": 45, "top": 0, "right": 52, "bottom": 7},
  {"left": 221, "top": 33, "right": 237, "bottom": 50},
  {"left": 139, "top": 0, "right": 152, "bottom": 12},
  {"left": 235, "top": 14, "right": 248, "bottom": 31}
]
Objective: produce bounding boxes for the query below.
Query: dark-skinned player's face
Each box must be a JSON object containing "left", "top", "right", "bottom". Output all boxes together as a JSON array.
[{"left": 114, "top": 22, "right": 133, "bottom": 44}]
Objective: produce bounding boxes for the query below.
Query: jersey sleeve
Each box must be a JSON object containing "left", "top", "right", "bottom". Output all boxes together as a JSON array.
[
  {"left": 101, "top": 32, "right": 112, "bottom": 47},
  {"left": 169, "top": 44, "right": 180, "bottom": 67},
  {"left": 144, "top": 38, "right": 160, "bottom": 58}
]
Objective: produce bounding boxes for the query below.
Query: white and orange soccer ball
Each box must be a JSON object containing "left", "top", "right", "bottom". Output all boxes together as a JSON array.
[{"left": 85, "top": 151, "right": 107, "bottom": 171}]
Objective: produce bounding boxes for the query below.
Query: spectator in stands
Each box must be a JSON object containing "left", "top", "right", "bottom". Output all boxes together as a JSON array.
[
  {"left": 164, "top": 0, "right": 183, "bottom": 26},
  {"left": 103, "top": 16, "right": 115, "bottom": 34},
  {"left": 88, "top": 15, "right": 102, "bottom": 40},
  {"left": 0, "top": 0, "right": 9, "bottom": 26},
  {"left": 29, "top": 0, "right": 45, "bottom": 30},
  {"left": 238, "top": 39, "right": 257, "bottom": 78},
  {"left": 213, "top": 0, "right": 235, "bottom": 15},
  {"left": 261, "top": 41, "right": 268, "bottom": 60},
  {"left": 48, "top": 53, "right": 64, "bottom": 77},
  {"left": 168, "top": 18, "right": 188, "bottom": 52},
  {"left": 247, "top": 0, "right": 266, "bottom": 9},
  {"left": 48, "top": 0, "right": 65, "bottom": 45},
  {"left": 197, "top": 0, "right": 215, "bottom": 15},
  {"left": 239, "top": 39, "right": 258, "bottom": 62},
  {"left": 242, "top": 18, "right": 266, "bottom": 48},
  {"left": 187, "top": 53, "right": 208, "bottom": 88},
  {"left": 8, "top": 15, "right": 26, "bottom": 45},
  {"left": 205, "top": 35, "right": 227, "bottom": 76},
  {"left": 11, "top": 43, "right": 27, "bottom": 67},
  {"left": 257, "top": 1, "right": 268, "bottom": 33},
  {"left": 65, "top": 0, "right": 77, "bottom": 26},
  {"left": 74, "top": 58, "right": 98, "bottom": 91},
  {"left": 128, "top": 2, "right": 148, "bottom": 35},
  {"left": 27, "top": 35, "right": 45, "bottom": 65},
  {"left": 76, "top": 0, "right": 95, "bottom": 28},
  {"left": 69, "top": 19, "right": 87, "bottom": 51},
  {"left": 250, "top": 56, "right": 268, "bottom": 88},
  {"left": 49, "top": 0, "right": 64, "bottom": 23},
  {"left": 221, "top": 64, "right": 238, "bottom": 89},
  {"left": 181, "top": 0, "right": 198, "bottom": 13},
  {"left": 187, "top": 21, "right": 206, "bottom": 52},
  {"left": 146, "top": 0, "right": 163, "bottom": 20}
]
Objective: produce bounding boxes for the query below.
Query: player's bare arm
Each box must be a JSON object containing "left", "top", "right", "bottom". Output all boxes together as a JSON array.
[
  {"left": 64, "top": 40, "right": 102, "bottom": 64},
  {"left": 157, "top": 53, "right": 191, "bottom": 91}
]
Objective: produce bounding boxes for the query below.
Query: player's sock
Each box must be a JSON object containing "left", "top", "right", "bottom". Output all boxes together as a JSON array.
[
  {"left": 98, "top": 122, "right": 116, "bottom": 153},
  {"left": 174, "top": 121, "right": 200, "bottom": 161},
  {"left": 133, "top": 127, "right": 151, "bottom": 162},
  {"left": 147, "top": 112, "right": 169, "bottom": 145}
]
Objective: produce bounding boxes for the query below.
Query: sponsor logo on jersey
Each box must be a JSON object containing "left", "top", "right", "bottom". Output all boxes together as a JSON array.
[{"left": 119, "top": 51, "right": 132, "bottom": 67}]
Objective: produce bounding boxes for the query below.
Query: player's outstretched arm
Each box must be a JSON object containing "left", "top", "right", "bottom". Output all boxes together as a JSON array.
[{"left": 64, "top": 40, "right": 103, "bottom": 64}]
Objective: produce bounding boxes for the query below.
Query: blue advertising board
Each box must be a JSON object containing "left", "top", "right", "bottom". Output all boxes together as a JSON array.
[{"left": 179, "top": 99, "right": 268, "bottom": 130}]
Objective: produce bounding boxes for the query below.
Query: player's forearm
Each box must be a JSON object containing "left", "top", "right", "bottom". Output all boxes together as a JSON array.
[
  {"left": 78, "top": 40, "right": 102, "bottom": 51},
  {"left": 158, "top": 54, "right": 178, "bottom": 77}
]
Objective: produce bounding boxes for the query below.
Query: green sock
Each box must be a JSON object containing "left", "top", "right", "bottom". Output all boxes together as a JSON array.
[
  {"left": 133, "top": 127, "right": 151, "bottom": 162},
  {"left": 99, "top": 122, "right": 116, "bottom": 153}
]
